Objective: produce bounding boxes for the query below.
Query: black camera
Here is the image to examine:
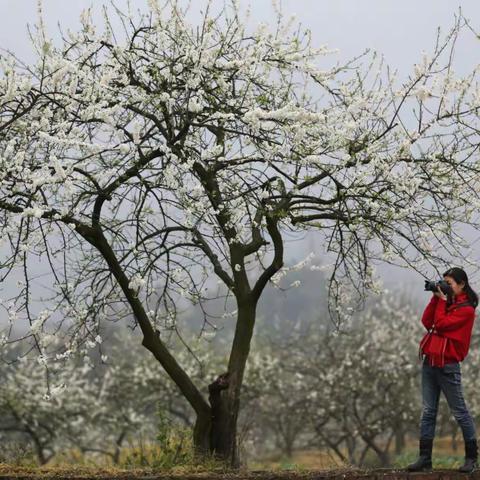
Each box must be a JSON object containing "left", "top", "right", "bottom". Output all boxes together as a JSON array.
[{"left": 424, "top": 279, "right": 453, "bottom": 296}]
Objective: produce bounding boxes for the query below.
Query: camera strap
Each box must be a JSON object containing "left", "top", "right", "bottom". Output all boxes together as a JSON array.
[{"left": 447, "top": 301, "right": 471, "bottom": 311}]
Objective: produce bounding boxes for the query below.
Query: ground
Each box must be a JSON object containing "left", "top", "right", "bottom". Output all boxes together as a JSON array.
[{"left": 0, "top": 466, "right": 478, "bottom": 480}]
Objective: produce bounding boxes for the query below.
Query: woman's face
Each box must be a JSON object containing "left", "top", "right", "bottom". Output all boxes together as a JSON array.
[{"left": 444, "top": 275, "right": 465, "bottom": 296}]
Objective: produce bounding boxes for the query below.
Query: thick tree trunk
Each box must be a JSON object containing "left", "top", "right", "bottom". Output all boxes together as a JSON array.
[
  {"left": 193, "top": 413, "right": 212, "bottom": 458},
  {"left": 193, "top": 300, "right": 257, "bottom": 468},
  {"left": 210, "top": 389, "right": 241, "bottom": 467},
  {"left": 207, "top": 372, "right": 237, "bottom": 464},
  {"left": 191, "top": 372, "right": 241, "bottom": 467}
]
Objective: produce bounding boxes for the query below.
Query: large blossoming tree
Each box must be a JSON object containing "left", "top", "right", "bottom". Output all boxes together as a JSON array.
[{"left": 0, "top": 0, "right": 479, "bottom": 467}]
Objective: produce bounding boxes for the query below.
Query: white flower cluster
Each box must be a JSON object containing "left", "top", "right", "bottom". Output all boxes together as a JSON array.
[
  {"left": 128, "top": 274, "right": 146, "bottom": 295},
  {"left": 30, "top": 310, "right": 51, "bottom": 335},
  {"left": 21, "top": 206, "right": 45, "bottom": 219}
]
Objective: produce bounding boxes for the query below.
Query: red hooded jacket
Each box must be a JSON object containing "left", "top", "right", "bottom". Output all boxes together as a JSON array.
[{"left": 419, "top": 291, "right": 476, "bottom": 367}]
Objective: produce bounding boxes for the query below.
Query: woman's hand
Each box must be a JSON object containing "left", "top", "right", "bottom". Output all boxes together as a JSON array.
[{"left": 434, "top": 286, "right": 448, "bottom": 301}]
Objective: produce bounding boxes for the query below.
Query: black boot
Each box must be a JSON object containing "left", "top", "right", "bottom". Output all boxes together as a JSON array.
[
  {"left": 406, "top": 437, "right": 433, "bottom": 471},
  {"left": 459, "top": 439, "right": 478, "bottom": 473}
]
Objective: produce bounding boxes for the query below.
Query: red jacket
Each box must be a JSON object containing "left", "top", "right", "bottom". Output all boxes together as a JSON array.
[{"left": 419, "top": 291, "right": 475, "bottom": 367}]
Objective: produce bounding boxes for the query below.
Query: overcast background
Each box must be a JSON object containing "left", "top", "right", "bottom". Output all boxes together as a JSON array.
[{"left": 0, "top": 0, "right": 479, "bottom": 333}]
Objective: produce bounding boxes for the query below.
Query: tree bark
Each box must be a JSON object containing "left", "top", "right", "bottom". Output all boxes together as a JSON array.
[
  {"left": 193, "top": 414, "right": 212, "bottom": 458},
  {"left": 207, "top": 372, "right": 231, "bottom": 457},
  {"left": 207, "top": 300, "right": 257, "bottom": 467}
]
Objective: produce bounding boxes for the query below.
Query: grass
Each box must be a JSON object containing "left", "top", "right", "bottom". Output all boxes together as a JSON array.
[
  {"left": 248, "top": 435, "right": 467, "bottom": 471},
  {"left": 248, "top": 449, "right": 344, "bottom": 471},
  {"left": 392, "top": 451, "right": 464, "bottom": 470},
  {"left": 0, "top": 434, "right": 468, "bottom": 477}
]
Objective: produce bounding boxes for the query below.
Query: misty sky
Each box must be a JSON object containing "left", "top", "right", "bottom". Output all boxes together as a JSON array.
[
  {"left": 0, "top": 0, "right": 479, "bottom": 315},
  {"left": 1, "top": 0, "right": 478, "bottom": 75}
]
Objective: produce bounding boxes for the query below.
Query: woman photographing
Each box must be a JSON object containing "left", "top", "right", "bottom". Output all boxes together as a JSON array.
[{"left": 407, "top": 267, "right": 478, "bottom": 473}]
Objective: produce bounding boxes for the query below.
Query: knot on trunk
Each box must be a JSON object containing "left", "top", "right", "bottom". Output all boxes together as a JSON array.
[
  {"left": 208, "top": 372, "right": 229, "bottom": 395},
  {"left": 208, "top": 372, "right": 230, "bottom": 455}
]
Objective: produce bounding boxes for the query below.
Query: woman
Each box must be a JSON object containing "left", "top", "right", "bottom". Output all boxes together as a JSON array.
[{"left": 407, "top": 267, "right": 478, "bottom": 473}]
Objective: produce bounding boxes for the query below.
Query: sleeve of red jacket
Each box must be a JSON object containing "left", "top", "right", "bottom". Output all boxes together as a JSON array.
[
  {"left": 421, "top": 295, "right": 439, "bottom": 330},
  {"left": 434, "top": 298, "right": 474, "bottom": 332}
]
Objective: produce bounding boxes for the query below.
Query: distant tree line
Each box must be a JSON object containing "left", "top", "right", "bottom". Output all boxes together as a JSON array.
[{"left": 2, "top": 292, "right": 479, "bottom": 467}]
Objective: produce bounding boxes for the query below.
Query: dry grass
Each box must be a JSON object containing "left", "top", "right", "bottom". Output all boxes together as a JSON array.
[
  {"left": 0, "top": 435, "right": 464, "bottom": 478},
  {"left": 248, "top": 449, "right": 344, "bottom": 471}
]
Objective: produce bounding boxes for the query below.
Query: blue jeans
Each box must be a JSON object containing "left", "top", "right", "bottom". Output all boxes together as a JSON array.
[{"left": 420, "top": 356, "right": 476, "bottom": 441}]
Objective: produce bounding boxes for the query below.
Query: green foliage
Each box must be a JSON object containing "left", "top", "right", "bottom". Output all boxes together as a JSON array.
[
  {"left": 121, "top": 404, "right": 193, "bottom": 469},
  {"left": 432, "top": 455, "right": 463, "bottom": 469},
  {"left": 392, "top": 450, "right": 463, "bottom": 469},
  {"left": 277, "top": 459, "right": 303, "bottom": 470},
  {"left": 155, "top": 405, "right": 193, "bottom": 467}
]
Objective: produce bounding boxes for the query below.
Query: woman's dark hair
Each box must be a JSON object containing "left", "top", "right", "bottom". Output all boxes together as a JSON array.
[{"left": 443, "top": 267, "right": 479, "bottom": 309}]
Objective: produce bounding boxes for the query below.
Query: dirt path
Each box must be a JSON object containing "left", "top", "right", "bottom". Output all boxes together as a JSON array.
[{"left": 0, "top": 468, "right": 479, "bottom": 480}]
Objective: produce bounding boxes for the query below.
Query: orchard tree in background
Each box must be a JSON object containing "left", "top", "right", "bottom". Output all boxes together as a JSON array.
[
  {"left": 2, "top": 290, "right": 480, "bottom": 467},
  {"left": 244, "top": 324, "right": 315, "bottom": 458},
  {"left": 0, "top": 0, "right": 480, "bottom": 467},
  {"left": 304, "top": 294, "right": 422, "bottom": 467},
  {"left": 242, "top": 293, "right": 422, "bottom": 467},
  {"left": 0, "top": 342, "right": 95, "bottom": 464},
  {"left": 0, "top": 329, "right": 223, "bottom": 465},
  {"left": 260, "top": 292, "right": 453, "bottom": 467}
]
